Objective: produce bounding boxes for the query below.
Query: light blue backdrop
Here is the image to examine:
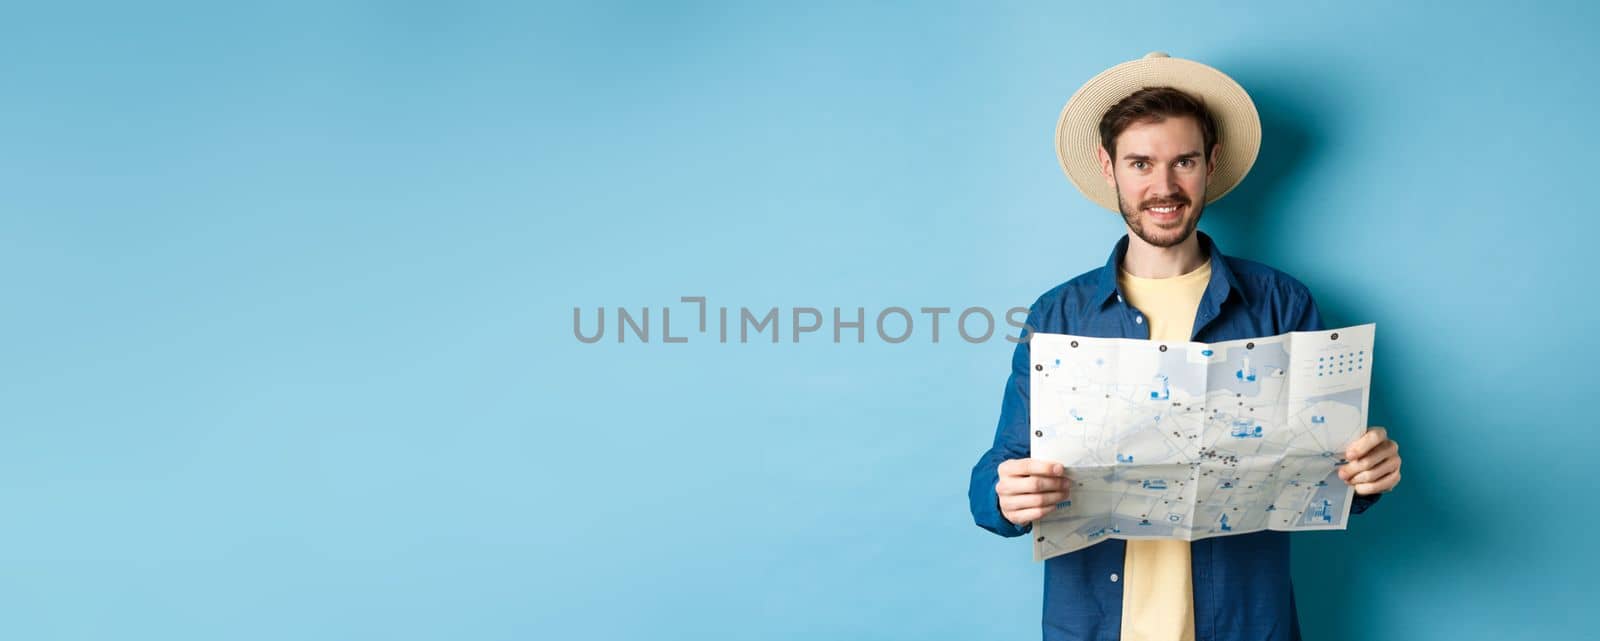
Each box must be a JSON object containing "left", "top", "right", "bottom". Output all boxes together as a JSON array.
[{"left": 2, "top": 1, "right": 1594, "bottom": 639}]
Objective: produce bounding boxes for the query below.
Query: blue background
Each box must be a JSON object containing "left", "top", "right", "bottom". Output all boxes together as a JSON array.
[{"left": 3, "top": 1, "right": 1595, "bottom": 639}]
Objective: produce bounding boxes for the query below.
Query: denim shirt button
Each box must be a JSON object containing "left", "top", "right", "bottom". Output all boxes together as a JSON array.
[
  {"left": 1110, "top": 573, "right": 1120, "bottom": 582},
  {"left": 1135, "top": 315, "right": 1143, "bottom": 324}
]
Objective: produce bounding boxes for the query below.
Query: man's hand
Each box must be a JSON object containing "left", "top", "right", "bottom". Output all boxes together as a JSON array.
[
  {"left": 1338, "top": 426, "right": 1401, "bottom": 495},
  {"left": 996, "top": 458, "right": 1071, "bottom": 526}
]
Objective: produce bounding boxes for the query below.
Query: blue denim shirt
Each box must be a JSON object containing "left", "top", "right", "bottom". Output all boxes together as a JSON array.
[{"left": 968, "top": 231, "right": 1380, "bottom": 641}]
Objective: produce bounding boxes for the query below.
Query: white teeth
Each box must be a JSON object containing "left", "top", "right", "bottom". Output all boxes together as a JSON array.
[{"left": 1150, "top": 206, "right": 1178, "bottom": 213}]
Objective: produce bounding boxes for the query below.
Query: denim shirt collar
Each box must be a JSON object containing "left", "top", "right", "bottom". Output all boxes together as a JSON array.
[{"left": 1091, "top": 229, "right": 1249, "bottom": 312}]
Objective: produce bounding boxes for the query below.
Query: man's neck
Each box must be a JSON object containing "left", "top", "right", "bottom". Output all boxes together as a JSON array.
[{"left": 1121, "top": 229, "right": 1207, "bottom": 278}]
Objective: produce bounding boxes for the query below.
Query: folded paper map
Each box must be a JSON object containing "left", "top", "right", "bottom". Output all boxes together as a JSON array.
[{"left": 1028, "top": 324, "right": 1375, "bottom": 561}]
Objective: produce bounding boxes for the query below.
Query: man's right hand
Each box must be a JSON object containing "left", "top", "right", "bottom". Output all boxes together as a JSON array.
[{"left": 996, "top": 458, "right": 1071, "bottom": 526}]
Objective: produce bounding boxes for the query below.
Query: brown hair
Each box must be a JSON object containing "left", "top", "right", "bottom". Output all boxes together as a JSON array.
[{"left": 1098, "top": 87, "right": 1218, "bottom": 161}]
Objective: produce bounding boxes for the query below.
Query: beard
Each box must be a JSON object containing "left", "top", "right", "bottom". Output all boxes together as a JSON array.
[{"left": 1116, "top": 184, "right": 1204, "bottom": 248}]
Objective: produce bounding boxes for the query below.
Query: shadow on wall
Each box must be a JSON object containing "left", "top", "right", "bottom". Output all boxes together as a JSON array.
[
  {"left": 1197, "top": 57, "right": 1326, "bottom": 258},
  {"left": 1197, "top": 56, "right": 1499, "bottom": 640}
]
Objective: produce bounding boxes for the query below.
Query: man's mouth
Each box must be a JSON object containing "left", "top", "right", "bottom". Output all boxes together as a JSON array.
[{"left": 1143, "top": 203, "right": 1187, "bottom": 222}]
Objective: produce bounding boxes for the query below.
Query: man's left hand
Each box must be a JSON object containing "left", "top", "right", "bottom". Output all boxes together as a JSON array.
[{"left": 1338, "top": 426, "right": 1401, "bottom": 495}]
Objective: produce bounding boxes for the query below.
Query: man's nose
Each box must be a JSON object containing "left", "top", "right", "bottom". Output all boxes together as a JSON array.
[{"left": 1154, "top": 166, "right": 1181, "bottom": 196}]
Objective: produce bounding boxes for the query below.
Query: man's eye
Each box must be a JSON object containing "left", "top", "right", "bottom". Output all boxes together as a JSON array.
[
  {"left": 1177, "top": 159, "right": 1194, "bottom": 168},
  {"left": 1132, "top": 161, "right": 1148, "bottom": 170}
]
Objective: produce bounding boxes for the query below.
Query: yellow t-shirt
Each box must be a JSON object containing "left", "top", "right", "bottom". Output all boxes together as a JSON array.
[{"left": 1115, "top": 258, "right": 1212, "bottom": 641}]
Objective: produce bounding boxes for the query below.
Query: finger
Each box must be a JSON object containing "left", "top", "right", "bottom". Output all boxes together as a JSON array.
[
  {"left": 1355, "top": 470, "right": 1400, "bottom": 495},
  {"left": 1341, "top": 456, "right": 1372, "bottom": 476},
  {"left": 1029, "top": 475, "right": 1071, "bottom": 493},
  {"left": 1351, "top": 455, "right": 1401, "bottom": 486},
  {"left": 1345, "top": 427, "right": 1388, "bottom": 460},
  {"left": 1347, "top": 441, "right": 1399, "bottom": 474},
  {"left": 1000, "top": 458, "right": 1059, "bottom": 478},
  {"left": 1003, "top": 458, "right": 1064, "bottom": 478},
  {"left": 1345, "top": 427, "right": 1386, "bottom": 459},
  {"left": 1007, "top": 505, "right": 1056, "bottom": 523},
  {"left": 997, "top": 475, "right": 1071, "bottom": 496},
  {"left": 1345, "top": 440, "right": 1397, "bottom": 472},
  {"left": 1001, "top": 491, "right": 1070, "bottom": 511}
]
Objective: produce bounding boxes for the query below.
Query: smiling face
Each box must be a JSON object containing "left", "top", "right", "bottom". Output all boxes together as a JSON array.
[{"left": 1096, "top": 116, "right": 1219, "bottom": 248}]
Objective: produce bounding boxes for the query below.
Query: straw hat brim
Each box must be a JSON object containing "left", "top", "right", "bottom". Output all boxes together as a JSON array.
[{"left": 1055, "top": 53, "right": 1261, "bottom": 213}]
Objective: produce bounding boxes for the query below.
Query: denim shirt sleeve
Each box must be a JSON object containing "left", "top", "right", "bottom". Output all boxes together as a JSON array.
[
  {"left": 1290, "top": 288, "right": 1382, "bottom": 516},
  {"left": 967, "top": 303, "right": 1040, "bottom": 538}
]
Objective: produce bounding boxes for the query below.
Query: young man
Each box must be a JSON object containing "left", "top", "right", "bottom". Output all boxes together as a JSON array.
[{"left": 967, "top": 53, "right": 1402, "bottom": 641}]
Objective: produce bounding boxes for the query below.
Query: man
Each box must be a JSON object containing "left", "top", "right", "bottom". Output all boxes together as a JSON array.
[{"left": 967, "top": 53, "right": 1402, "bottom": 641}]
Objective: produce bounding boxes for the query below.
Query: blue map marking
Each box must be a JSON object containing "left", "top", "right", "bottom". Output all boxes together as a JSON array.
[
  {"left": 1229, "top": 419, "right": 1264, "bottom": 438},
  {"left": 1150, "top": 374, "right": 1170, "bottom": 400},
  {"left": 1208, "top": 343, "right": 1290, "bottom": 397}
]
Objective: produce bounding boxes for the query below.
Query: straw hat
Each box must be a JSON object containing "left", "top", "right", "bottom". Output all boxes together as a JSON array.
[{"left": 1055, "top": 52, "right": 1261, "bottom": 212}]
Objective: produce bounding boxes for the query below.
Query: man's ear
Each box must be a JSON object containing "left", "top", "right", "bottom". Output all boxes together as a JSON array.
[
  {"left": 1097, "top": 145, "right": 1116, "bottom": 188},
  {"left": 1207, "top": 143, "right": 1221, "bottom": 179}
]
